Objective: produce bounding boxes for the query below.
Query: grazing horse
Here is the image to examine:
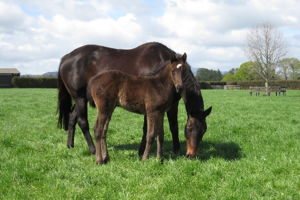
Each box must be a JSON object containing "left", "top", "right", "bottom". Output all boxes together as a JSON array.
[
  {"left": 87, "top": 56, "right": 187, "bottom": 164},
  {"left": 140, "top": 61, "right": 212, "bottom": 158}
]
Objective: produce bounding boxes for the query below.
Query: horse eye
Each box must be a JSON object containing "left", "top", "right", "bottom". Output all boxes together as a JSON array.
[{"left": 172, "top": 70, "right": 175, "bottom": 74}]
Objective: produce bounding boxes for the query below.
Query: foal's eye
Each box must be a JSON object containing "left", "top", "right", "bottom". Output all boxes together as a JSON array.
[{"left": 172, "top": 70, "right": 175, "bottom": 74}]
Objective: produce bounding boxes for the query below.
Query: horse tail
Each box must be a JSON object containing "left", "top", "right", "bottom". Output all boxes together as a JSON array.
[{"left": 57, "top": 68, "right": 72, "bottom": 131}]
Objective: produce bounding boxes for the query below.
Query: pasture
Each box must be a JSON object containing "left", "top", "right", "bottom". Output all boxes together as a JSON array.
[{"left": 0, "top": 89, "right": 299, "bottom": 199}]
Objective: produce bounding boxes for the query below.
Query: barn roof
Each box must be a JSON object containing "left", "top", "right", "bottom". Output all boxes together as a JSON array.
[{"left": 0, "top": 68, "right": 20, "bottom": 75}]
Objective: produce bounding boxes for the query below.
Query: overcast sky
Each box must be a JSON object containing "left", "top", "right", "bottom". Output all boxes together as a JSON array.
[{"left": 1, "top": 0, "right": 300, "bottom": 75}]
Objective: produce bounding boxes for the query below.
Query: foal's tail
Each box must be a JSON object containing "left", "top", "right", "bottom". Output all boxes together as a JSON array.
[{"left": 57, "top": 69, "right": 72, "bottom": 131}]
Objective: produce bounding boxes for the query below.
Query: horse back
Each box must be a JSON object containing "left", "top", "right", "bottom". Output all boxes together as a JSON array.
[{"left": 59, "top": 42, "right": 176, "bottom": 98}]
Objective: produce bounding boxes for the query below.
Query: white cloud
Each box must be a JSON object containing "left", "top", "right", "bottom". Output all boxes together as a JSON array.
[
  {"left": 0, "top": 1, "right": 33, "bottom": 33},
  {"left": 0, "top": 0, "right": 300, "bottom": 74}
]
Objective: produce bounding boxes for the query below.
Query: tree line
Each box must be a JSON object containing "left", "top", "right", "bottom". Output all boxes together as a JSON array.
[
  {"left": 196, "top": 58, "right": 300, "bottom": 82},
  {"left": 196, "top": 23, "right": 300, "bottom": 83}
]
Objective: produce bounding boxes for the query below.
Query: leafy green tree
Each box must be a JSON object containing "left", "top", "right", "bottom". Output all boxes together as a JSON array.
[
  {"left": 195, "top": 68, "right": 223, "bottom": 81},
  {"left": 278, "top": 58, "right": 300, "bottom": 80},
  {"left": 234, "top": 61, "right": 257, "bottom": 80},
  {"left": 221, "top": 68, "right": 237, "bottom": 81}
]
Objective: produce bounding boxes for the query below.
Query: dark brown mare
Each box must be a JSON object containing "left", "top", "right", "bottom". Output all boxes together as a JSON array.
[
  {"left": 57, "top": 42, "right": 211, "bottom": 158},
  {"left": 87, "top": 57, "right": 186, "bottom": 163}
]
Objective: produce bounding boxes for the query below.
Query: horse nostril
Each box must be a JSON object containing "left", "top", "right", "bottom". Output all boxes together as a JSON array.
[{"left": 186, "top": 154, "right": 192, "bottom": 159}]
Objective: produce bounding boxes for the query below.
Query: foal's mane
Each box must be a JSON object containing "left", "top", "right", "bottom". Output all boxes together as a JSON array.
[{"left": 146, "top": 61, "right": 170, "bottom": 77}]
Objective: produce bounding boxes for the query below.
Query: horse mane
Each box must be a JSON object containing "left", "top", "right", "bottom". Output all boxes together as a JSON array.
[
  {"left": 180, "top": 61, "right": 205, "bottom": 116},
  {"left": 146, "top": 61, "right": 170, "bottom": 76},
  {"left": 182, "top": 63, "right": 202, "bottom": 95}
]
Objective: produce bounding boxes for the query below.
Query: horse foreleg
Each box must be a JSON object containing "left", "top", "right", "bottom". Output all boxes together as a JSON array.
[
  {"left": 75, "top": 98, "right": 96, "bottom": 154},
  {"left": 67, "top": 105, "right": 77, "bottom": 148},
  {"left": 142, "top": 112, "right": 164, "bottom": 160},
  {"left": 167, "top": 102, "right": 180, "bottom": 153},
  {"left": 94, "top": 111, "right": 112, "bottom": 164},
  {"left": 138, "top": 115, "right": 147, "bottom": 156}
]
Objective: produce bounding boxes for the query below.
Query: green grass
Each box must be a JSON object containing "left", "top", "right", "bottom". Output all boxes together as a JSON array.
[{"left": 0, "top": 89, "right": 299, "bottom": 199}]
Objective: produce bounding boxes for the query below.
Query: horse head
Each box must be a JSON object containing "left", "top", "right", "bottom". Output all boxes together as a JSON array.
[
  {"left": 185, "top": 106, "right": 212, "bottom": 158},
  {"left": 170, "top": 53, "right": 187, "bottom": 93}
]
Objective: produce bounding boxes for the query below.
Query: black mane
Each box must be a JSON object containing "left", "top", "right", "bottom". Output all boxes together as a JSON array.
[{"left": 181, "top": 62, "right": 204, "bottom": 117}]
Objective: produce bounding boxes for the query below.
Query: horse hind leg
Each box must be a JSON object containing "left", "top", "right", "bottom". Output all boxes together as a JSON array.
[
  {"left": 75, "top": 98, "right": 96, "bottom": 154},
  {"left": 138, "top": 115, "right": 147, "bottom": 156},
  {"left": 67, "top": 105, "right": 77, "bottom": 148}
]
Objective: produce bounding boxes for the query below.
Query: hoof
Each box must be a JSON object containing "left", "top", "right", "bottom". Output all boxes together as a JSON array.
[
  {"left": 96, "top": 160, "right": 105, "bottom": 165},
  {"left": 186, "top": 154, "right": 197, "bottom": 159}
]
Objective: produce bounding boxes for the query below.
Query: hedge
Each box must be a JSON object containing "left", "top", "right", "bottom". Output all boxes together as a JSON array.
[
  {"left": 199, "top": 80, "right": 300, "bottom": 90},
  {"left": 12, "top": 77, "right": 58, "bottom": 88}
]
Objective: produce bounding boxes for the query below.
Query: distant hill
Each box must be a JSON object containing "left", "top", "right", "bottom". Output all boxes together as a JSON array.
[{"left": 43, "top": 72, "right": 58, "bottom": 77}]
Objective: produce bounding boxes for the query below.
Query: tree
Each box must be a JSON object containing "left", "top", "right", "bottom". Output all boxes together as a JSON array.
[
  {"left": 244, "top": 23, "right": 288, "bottom": 95},
  {"left": 278, "top": 58, "right": 300, "bottom": 80},
  {"left": 195, "top": 68, "right": 223, "bottom": 81},
  {"left": 278, "top": 58, "right": 290, "bottom": 80},
  {"left": 234, "top": 61, "right": 257, "bottom": 80},
  {"left": 221, "top": 68, "right": 237, "bottom": 81}
]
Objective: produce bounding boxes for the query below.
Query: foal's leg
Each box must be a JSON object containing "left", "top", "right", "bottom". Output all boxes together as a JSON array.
[
  {"left": 75, "top": 98, "right": 96, "bottom": 154},
  {"left": 167, "top": 102, "right": 180, "bottom": 153},
  {"left": 94, "top": 109, "right": 113, "bottom": 164},
  {"left": 142, "top": 112, "right": 164, "bottom": 160},
  {"left": 100, "top": 116, "right": 111, "bottom": 163},
  {"left": 67, "top": 105, "right": 77, "bottom": 148}
]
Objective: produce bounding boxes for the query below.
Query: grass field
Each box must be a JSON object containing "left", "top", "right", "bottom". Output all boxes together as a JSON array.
[{"left": 0, "top": 89, "right": 299, "bottom": 199}]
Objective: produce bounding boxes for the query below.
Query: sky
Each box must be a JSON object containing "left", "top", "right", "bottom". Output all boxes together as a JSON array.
[{"left": 1, "top": 0, "right": 300, "bottom": 75}]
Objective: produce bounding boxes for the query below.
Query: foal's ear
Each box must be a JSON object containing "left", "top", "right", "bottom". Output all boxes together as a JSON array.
[
  {"left": 204, "top": 106, "right": 212, "bottom": 117},
  {"left": 182, "top": 53, "right": 187, "bottom": 63}
]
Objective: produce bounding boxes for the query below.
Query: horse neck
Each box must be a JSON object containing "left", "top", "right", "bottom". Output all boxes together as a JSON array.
[
  {"left": 155, "top": 64, "right": 172, "bottom": 83},
  {"left": 181, "top": 88, "right": 204, "bottom": 117}
]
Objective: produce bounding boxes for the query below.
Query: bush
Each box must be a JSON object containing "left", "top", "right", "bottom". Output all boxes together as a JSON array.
[
  {"left": 198, "top": 81, "right": 212, "bottom": 89},
  {"left": 12, "top": 77, "right": 57, "bottom": 88},
  {"left": 237, "top": 80, "right": 300, "bottom": 89}
]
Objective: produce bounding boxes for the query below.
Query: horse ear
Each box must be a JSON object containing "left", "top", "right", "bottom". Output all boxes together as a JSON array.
[
  {"left": 204, "top": 106, "right": 212, "bottom": 117},
  {"left": 182, "top": 53, "right": 187, "bottom": 62}
]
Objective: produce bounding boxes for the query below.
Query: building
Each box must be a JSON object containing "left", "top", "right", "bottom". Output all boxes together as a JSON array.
[{"left": 0, "top": 68, "right": 20, "bottom": 88}]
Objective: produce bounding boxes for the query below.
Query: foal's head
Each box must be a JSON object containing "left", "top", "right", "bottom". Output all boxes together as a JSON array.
[{"left": 169, "top": 53, "right": 187, "bottom": 93}]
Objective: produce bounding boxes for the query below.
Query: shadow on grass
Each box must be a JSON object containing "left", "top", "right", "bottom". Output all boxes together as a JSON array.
[
  {"left": 198, "top": 141, "right": 243, "bottom": 161},
  {"left": 114, "top": 140, "right": 243, "bottom": 161}
]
